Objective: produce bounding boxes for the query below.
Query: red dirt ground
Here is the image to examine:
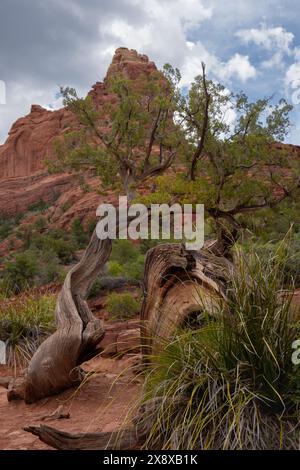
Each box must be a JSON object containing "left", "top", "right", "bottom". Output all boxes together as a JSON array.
[{"left": 0, "top": 356, "right": 141, "bottom": 450}]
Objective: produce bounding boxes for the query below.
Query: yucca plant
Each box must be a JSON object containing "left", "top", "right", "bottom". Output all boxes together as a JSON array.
[
  {"left": 0, "top": 293, "right": 56, "bottom": 371},
  {"left": 140, "top": 243, "right": 300, "bottom": 449}
]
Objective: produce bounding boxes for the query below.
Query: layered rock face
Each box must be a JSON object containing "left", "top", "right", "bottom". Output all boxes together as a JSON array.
[{"left": 0, "top": 48, "right": 157, "bottom": 220}]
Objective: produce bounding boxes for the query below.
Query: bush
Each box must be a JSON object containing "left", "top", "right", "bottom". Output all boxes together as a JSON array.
[
  {"left": 71, "top": 218, "right": 88, "bottom": 248},
  {"left": 28, "top": 198, "right": 49, "bottom": 213},
  {"left": 2, "top": 251, "right": 39, "bottom": 293},
  {"left": 107, "top": 240, "right": 145, "bottom": 282},
  {"left": 88, "top": 277, "right": 136, "bottom": 298},
  {"left": 140, "top": 245, "right": 300, "bottom": 450},
  {"left": 0, "top": 218, "right": 14, "bottom": 241},
  {"left": 107, "top": 261, "right": 124, "bottom": 277},
  {"left": 16, "top": 224, "right": 34, "bottom": 249},
  {"left": 125, "top": 255, "right": 145, "bottom": 281},
  {"left": 0, "top": 294, "right": 56, "bottom": 368},
  {"left": 111, "top": 239, "right": 140, "bottom": 264},
  {"left": 1, "top": 249, "right": 63, "bottom": 294},
  {"left": 106, "top": 292, "right": 140, "bottom": 320},
  {"left": 31, "top": 229, "right": 76, "bottom": 264}
]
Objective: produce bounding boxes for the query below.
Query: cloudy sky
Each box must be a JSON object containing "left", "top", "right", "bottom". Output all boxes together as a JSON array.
[{"left": 1, "top": 0, "right": 300, "bottom": 144}]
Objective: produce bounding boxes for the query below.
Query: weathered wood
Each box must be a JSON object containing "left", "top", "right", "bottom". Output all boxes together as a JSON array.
[
  {"left": 24, "top": 397, "right": 170, "bottom": 449},
  {"left": 140, "top": 242, "right": 232, "bottom": 356},
  {"left": 8, "top": 229, "right": 112, "bottom": 404},
  {"left": 24, "top": 425, "right": 139, "bottom": 450}
]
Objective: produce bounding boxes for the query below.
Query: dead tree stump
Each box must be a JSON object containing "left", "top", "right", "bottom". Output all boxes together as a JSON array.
[
  {"left": 8, "top": 230, "right": 112, "bottom": 404},
  {"left": 141, "top": 242, "right": 232, "bottom": 356}
]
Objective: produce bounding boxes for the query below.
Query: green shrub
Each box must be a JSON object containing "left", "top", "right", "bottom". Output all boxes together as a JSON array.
[
  {"left": 1, "top": 248, "right": 63, "bottom": 293},
  {"left": 125, "top": 255, "right": 145, "bottom": 281},
  {"left": 0, "top": 294, "right": 56, "bottom": 368},
  {"left": 3, "top": 251, "right": 39, "bottom": 293},
  {"left": 240, "top": 233, "right": 300, "bottom": 287},
  {"left": 88, "top": 277, "right": 135, "bottom": 298},
  {"left": 140, "top": 245, "right": 300, "bottom": 450},
  {"left": 31, "top": 229, "right": 76, "bottom": 263},
  {"left": 87, "top": 218, "right": 97, "bottom": 236},
  {"left": 0, "top": 218, "right": 14, "bottom": 241},
  {"left": 28, "top": 198, "right": 49, "bottom": 213},
  {"left": 62, "top": 201, "right": 72, "bottom": 213},
  {"left": 111, "top": 239, "right": 140, "bottom": 264},
  {"left": 16, "top": 224, "right": 34, "bottom": 249},
  {"left": 106, "top": 292, "right": 140, "bottom": 320},
  {"left": 71, "top": 218, "right": 88, "bottom": 248},
  {"left": 34, "top": 216, "right": 47, "bottom": 231},
  {"left": 107, "top": 261, "right": 124, "bottom": 277},
  {"left": 108, "top": 240, "right": 145, "bottom": 281}
]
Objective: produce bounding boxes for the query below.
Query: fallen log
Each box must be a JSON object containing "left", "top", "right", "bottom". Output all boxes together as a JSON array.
[{"left": 24, "top": 425, "right": 139, "bottom": 450}]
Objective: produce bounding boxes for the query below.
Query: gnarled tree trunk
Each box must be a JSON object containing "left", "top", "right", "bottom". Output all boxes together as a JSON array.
[
  {"left": 8, "top": 229, "right": 112, "bottom": 404},
  {"left": 24, "top": 242, "right": 233, "bottom": 450},
  {"left": 141, "top": 242, "right": 232, "bottom": 356}
]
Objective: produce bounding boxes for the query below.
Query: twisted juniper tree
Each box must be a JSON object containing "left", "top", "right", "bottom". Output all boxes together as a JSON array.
[
  {"left": 51, "top": 66, "right": 183, "bottom": 201},
  {"left": 143, "top": 63, "right": 296, "bottom": 252}
]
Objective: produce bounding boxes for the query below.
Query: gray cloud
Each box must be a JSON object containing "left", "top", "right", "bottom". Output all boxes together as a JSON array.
[{"left": 1, "top": 0, "right": 300, "bottom": 145}]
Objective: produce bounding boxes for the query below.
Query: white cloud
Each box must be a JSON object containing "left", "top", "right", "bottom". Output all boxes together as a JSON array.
[
  {"left": 219, "top": 53, "right": 257, "bottom": 82},
  {"left": 285, "top": 47, "right": 300, "bottom": 88},
  {"left": 180, "top": 46, "right": 256, "bottom": 85},
  {"left": 101, "top": 2, "right": 256, "bottom": 88},
  {"left": 236, "top": 24, "right": 294, "bottom": 52},
  {"left": 1, "top": 0, "right": 299, "bottom": 146},
  {"left": 236, "top": 23, "right": 294, "bottom": 69}
]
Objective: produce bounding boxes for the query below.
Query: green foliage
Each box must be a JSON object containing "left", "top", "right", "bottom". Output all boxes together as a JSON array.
[
  {"left": 1, "top": 248, "right": 63, "bottom": 294},
  {"left": 49, "top": 57, "right": 296, "bottom": 248},
  {"left": 0, "top": 218, "right": 14, "bottom": 241},
  {"left": 2, "top": 251, "right": 39, "bottom": 293},
  {"left": 61, "top": 201, "right": 72, "bottom": 213},
  {"left": 16, "top": 224, "right": 35, "bottom": 249},
  {"left": 30, "top": 229, "right": 76, "bottom": 263},
  {"left": 125, "top": 255, "right": 145, "bottom": 281},
  {"left": 87, "top": 218, "right": 97, "bottom": 236},
  {"left": 50, "top": 68, "right": 182, "bottom": 198},
  {"left": 28, "top": 198, "right": 49, "bottom": 213},
  {"left": 107, "top": 240, "right": 145, "bottom": 281},
  {"left": 71, "top": 218, "right": 88, "bottom": 248},
  {"left": 107, "top": 261, "right": 124, "bottom": 277},
  {"left": 106, "top": 292, "right": 140, "bottom": 320},
  {"left": 33, "top": 216, "right": 47, "bottom": 231},
  {"left": 141, "top": 245, "right": 300, "bottom": 449},
  {"left": 240, "top": 232, "right": 300, "bottom": 287},
  {"left": 110, "top": 239, "right": 140, "bottom": 264},
  {"left": 88, "top": 276, "right": 134, "bottom": 298},
  {"left": 0, "top": 294, "right": 56, "bottom": 368}
]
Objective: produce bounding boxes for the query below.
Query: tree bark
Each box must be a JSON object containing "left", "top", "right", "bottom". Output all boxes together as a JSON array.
[
  {"left": 8, "top": 229, "right": 112, "bottom": 404},
  {"left": 24, "top": 425, "right": 140, "bottom": 450},
  {"left": 140, "top": 242, "right": 232, "bottom": 356}
]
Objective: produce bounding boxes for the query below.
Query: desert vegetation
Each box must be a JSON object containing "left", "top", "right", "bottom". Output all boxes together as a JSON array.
[
  {"left": 1, "top": 47, "right": 300, "bottom": 451},
  {"left": 140, "top": 244, "right": 300, "bottom": 449}
]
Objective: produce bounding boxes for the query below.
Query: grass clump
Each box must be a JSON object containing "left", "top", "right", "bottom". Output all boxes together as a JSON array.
[
  {"left": 0, "top": 294, "right": 56, "bottom": 369},
  {"left": 140, "top": 244, "right": 300, "bottom": 450}
]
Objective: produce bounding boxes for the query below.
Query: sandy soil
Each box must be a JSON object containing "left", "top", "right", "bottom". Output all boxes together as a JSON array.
[{"left": 0, "top": 356, "right": 141, "bottom": 450}]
